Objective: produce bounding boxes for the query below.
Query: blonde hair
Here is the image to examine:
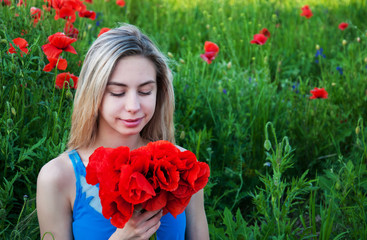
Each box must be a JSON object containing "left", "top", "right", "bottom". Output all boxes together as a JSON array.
[{"left": 68, "top": 24, "right": 175, "bottom": 150}]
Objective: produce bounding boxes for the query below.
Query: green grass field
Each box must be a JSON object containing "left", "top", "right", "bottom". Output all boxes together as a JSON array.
[{"left": 1, "top": 0, "right": 367, "bottom": 238}]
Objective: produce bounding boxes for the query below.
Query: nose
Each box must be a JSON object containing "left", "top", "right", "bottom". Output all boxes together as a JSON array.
[{"left": 125, "top": 92, "right": 140, "bottom": 113}]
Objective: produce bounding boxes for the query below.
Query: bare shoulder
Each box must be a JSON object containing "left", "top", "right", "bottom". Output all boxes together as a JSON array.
[
  {"left": 37, "top": 152, "right": 75, "bottom": 190},
  {"left": 37, "top": 152, "right": 75, "bottom": 239}
]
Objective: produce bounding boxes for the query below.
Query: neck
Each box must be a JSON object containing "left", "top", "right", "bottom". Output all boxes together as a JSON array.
[{"left": 94, "top": 133, "right": 145, "bottom": 150}]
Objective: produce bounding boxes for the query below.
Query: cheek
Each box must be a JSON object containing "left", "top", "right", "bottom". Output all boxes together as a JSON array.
[{"left": 99, "top": 96, "right": 120, "bottom": 116}]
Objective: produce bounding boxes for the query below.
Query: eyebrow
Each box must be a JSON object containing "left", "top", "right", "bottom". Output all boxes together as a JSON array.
[{"left": 107, "top": 80, "right": 156, "bottom": 87}]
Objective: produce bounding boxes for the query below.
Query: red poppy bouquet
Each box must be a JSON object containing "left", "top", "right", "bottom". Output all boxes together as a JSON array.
[{"left": 86, "top": 140, "right": 210, "bottom": 228}]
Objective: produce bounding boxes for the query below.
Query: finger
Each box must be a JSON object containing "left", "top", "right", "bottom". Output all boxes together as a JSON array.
[
  {"left": 140, "top": 209, "right": 162, "bottom": 221},
  {"left": 141, "top": 210, "right": 162, "bottom": 230},
  {"left": 142, "top": 220, "right": 161, "bottom": 240}
]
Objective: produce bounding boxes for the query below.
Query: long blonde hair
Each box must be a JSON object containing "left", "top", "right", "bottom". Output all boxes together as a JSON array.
[{"left": 68, "top": 24, "right": 175, "bottom": 150}]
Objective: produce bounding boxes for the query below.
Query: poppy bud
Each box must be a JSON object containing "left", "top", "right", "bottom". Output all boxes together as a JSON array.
[
  {"left": 227, "top": 62, "right": 232, "bottom": 69},
  {"left": 356, "top": 37, "right": 361, "bottom": 42},
  {"left": 332, "top": 82, "right": 336, "bottom": 86},
  {"left": 355, "top": 126, "right": 360, "bottom": 135},
  {"left": 316, "top": 44, "right": 320, "bottom": 50},
  {"left": 364, "top": 57, "right": 367, "bottom": 63},
  {"left": 11, "top": 107, "right": 16, "bottom": 116},
  {"left": 206, "top": 24, "right": 210, "bottom": 29},
  {"left": 264, "top": 140, "right": 272, "bottom": 151},
  {"left": 167, "top": 52, "right": 173, "bottom": 58},
  {"left": 66, "top": 89, "right": 73, "bottom": 99},
  {"left": 180, "top": 131, "right": 185, "bottom": 139},
  {"left": 251, "top": 57, "right": 255, "bottom": 61},
  {"left": 7, "top": 119, "right": 14, "bottom": 129},
  {"left": 335, "top": 181, "right": 341, "bottom": 190},
  {"left": 88, "top": 24, "right": 92, "bottom": 30},
  {"left": 272, "top": 14, "right": 277, "bottom": 21},
  {"left": 342, "top": 39, "right": 347, "bottom": 45},
  {"left": 179, "top": 58, "right": 185, "bottom": 64}
]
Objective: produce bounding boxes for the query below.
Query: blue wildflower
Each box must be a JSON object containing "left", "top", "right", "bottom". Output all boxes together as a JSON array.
[
  {"left": 292, "top": 82, "right": 300, "bottom": 93},
  {"left": 223, "top": 88, "right": 227, "bottom": 94},
  {"left": 315, "top": 48, "right": 326, "bottom": 63},
  {"left": 336, "top": 66, "right": 343, "bottom": 75},
  {"left": 264, "top": 162, "right": 271, "bottom": 167}
]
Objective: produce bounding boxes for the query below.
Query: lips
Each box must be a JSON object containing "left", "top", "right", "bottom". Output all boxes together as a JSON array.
[{"left": 120, "top": 117, "right": 143, "bottom": 128}]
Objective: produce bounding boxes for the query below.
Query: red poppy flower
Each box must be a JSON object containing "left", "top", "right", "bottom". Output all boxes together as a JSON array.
[
  {"left": 78, "top": 10, "right": 96, "bottom": 20},
  {"left": 17, "top": 0, "right": 26, "bottom": 7},
  {"left": 21, "top": 29, "right": 28, "bottom": 36},
  {"left": 310, "top": 87, "right": 328, "bottom": 99},
  {"left": 86, "top": 140, "right": 210, "bottom": 227},
  {"left": 8, "top": 38, "right": 29, "bottom": 56},
  {"left": 99, "top": 191, "right": 133, "bottom": 228},
  {"left": 142, "top": 189, "right": 168, "bottom": 212},
  {"left": 338, "top": 22, "right": 348, "bottom": 31},
  {"left": 259, "top": 28, "right": 271, "bottom": 38},
  {"left": 200, "top": 41, "right": 219, "bottom": 64},
  {"left": 300, "top": 5, "right": 313, "bottom": 19},
  {"left": 47, "top": 0, "right": 86, "bottom": 23},
  {"left": 1, "top": 0, "right": 11, "bottom": 6},
  {"left": 64, "top": 21, "right": 79, "bottom": 39},
  {"left": 116, "top": 0, "right": 125, "bottom": 7},
  {"left": 164, "top": 194, "right": 191, "bottom": 218},
  {"left": 30, "top": 7, "right": 42, "bottom": 25},
  {"left": 55, "top": 72, "right": 78, "bottom": 89},
  {"left": 98, "top": 27, "right": 111, "bottom": 37},
  {"left": 118, "top": 165, "right": 156, "bottom": 204},
  {"left": 42, "top": 32, "right": 77, "bottom": 58},
  {"left": 250, "top": 33, "right": 267, "bottom": 45},
  {"left": 43, "top": 57, "right": 67, "bottom": 72}
]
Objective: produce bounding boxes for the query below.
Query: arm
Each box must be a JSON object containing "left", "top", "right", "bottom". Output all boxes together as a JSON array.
[
  {"left": 37, "top": 157, "right": 74, "bottom": 240},
  {"left": 185, "top": 189, "right": 210, "bottom": 240}
]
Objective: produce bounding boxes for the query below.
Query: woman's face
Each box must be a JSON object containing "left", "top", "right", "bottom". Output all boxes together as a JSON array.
[{"left": 98, "top": 55, "right": 157, "bottom": 140}]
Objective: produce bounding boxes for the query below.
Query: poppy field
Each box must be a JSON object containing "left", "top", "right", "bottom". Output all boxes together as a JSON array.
[{"left": 1, "top": 0, "right": 367, "bottom": 239}]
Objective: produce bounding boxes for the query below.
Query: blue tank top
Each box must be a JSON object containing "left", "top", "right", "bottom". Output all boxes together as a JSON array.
[{"left": 69, "top": 150, "right": 186, "bottom": 240}]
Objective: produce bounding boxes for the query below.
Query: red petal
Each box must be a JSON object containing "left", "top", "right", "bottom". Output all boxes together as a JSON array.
[
  {"left": 63, "top": 45, "right": 77, "bottom": 55},
  {"left": 48, "top": 32, "right": 77, "bottom": 49},
  {"left": 42, "top": 43, "right": 62, "bottom": 58},
  {"left": 98, "top": 28, "right": 111, "bottom": 37},
  {"left": 143, "top": 190, "right": 168, "bottom": 211},
  {"left": 13, "top": 38, "right": 29, "bottom": 48},
  {"left": 43, "top": 62, "right": 55, "bottom": 72},
  {"left": 204, "top": 41, "right": 219, "bottom": 53},
  {"left": 57, "top": 58, "right": 68, "bottom": 70}
]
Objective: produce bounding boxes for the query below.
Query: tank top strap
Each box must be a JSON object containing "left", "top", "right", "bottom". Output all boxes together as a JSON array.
[
  {"left": 69, "top": 149, "right": 86, "bottom": 202},
  {"left": 69, "top": 149, "right": 87, "bottom": 177}
]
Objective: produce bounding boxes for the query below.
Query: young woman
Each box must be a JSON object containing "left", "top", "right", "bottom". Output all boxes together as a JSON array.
[{"left": 36, "top": 24, "right": 209, "bottom": 240}]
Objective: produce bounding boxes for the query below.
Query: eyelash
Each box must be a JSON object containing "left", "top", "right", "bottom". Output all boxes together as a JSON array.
[{"left": 110, "top": 91, "right": 152, "bottom": 97}]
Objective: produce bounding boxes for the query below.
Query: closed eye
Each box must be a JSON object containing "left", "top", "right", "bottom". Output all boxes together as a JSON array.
[
  {"left": 139, "top": 91, "right": 152, "bottom": 96},
  {"left": 110, "top": 92, "right": 125, "bottom": 97}
]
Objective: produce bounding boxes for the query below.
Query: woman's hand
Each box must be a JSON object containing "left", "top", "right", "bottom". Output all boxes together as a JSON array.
[{"left": 109, "top": 207, "right": 162, "bottom": 240}]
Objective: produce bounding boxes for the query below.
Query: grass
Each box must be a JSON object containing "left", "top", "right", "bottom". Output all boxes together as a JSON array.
[{"left": 0, "top": 0, "right": 366, "bottom": 238}]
